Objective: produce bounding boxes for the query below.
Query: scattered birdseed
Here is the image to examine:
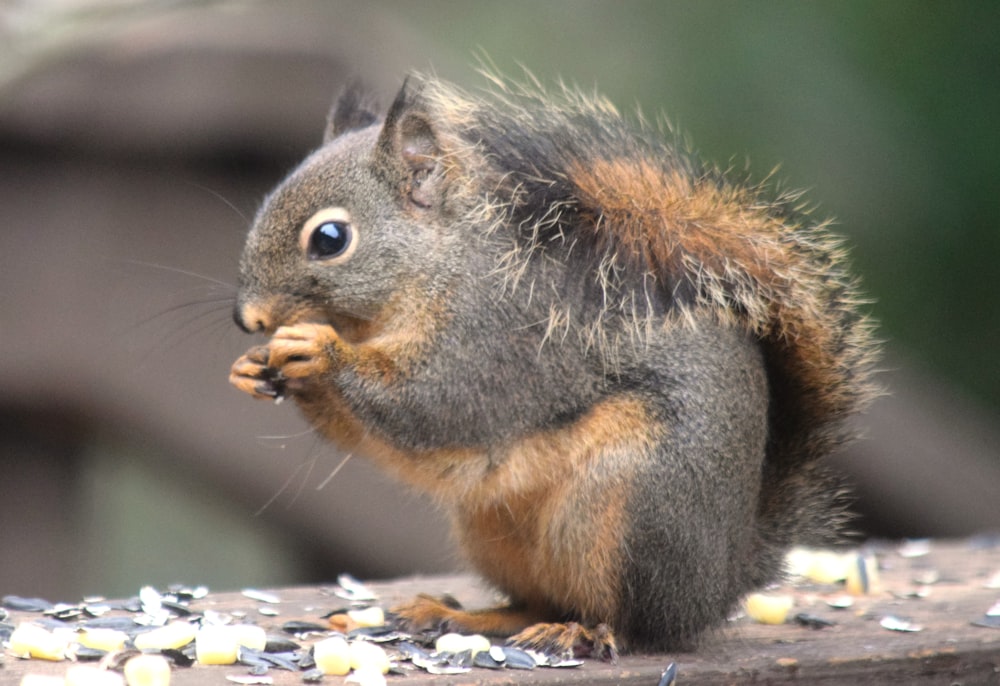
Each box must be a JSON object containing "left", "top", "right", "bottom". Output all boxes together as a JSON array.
[
  {"left": 880, "top": 616, "right": 923, "bottom": 633},
  {"left": 334, "top": 575, "right": 379, "bottom": 602},
  {"left": 794, "top": 613, "right": 837, "bottom": 630},
  {"left": 845, "top": 553, "right": 879, "bottom": 596},
  {"left": 242, "top": 589, "right": 282, "bottom": 605},
  {"left": 971, "top": 614, "right": 1000, "bottom": 629},
  {"left": 3, "top": 596, "right": 54, "bottom": 613},
  {"left": 826, "top": 595, "right": 855, "bottom": 610},
  {"left": 225, "top": 676, "right": 273, "bottom": 685},
  {"left": 897, "top": 539, "right": 932, "bottom": 558},
  {"left": 11, "top": 542, "right": 994, "bottom": 683},
  {"left": 657, "top": 662, "right": 678, "bottom": 686}
]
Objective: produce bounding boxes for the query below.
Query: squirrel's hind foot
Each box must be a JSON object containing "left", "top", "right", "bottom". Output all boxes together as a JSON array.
[
  {"left": 509, "top": 622, "right": 618, "bottom": 663},
  {"left": 391, "top": 594, "right": 541, "bottom": 636},
  {"left": 390, "top": 593, "right": 466, "bottom": 633},
  {"left": 391, "top": 594, "right": 618, "bottom": 663}
]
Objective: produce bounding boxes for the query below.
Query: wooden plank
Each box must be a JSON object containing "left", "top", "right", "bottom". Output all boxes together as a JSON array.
[{"left": 2, "top": 540, "right": 999, "bottom": 684}]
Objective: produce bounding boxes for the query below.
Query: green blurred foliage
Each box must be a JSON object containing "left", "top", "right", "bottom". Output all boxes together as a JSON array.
[{"left": 383, "top": 0, "right": 1000, "bottom": 412}]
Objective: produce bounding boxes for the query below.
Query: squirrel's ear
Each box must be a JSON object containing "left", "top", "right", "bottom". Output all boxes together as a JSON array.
[
  {"left": 375, "top": 78, "right": 444, "bottom": 209},
  {"left": 325, "top": 81, "right": 380, "bottom": 143}
]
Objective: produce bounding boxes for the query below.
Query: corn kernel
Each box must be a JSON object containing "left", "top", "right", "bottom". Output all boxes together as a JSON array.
[
  {"left": 346, "top": 606, "right": 385, "bottom": 628},
  {"left": 346, "top": 666, "right": 387, "bottom": 686},
  {"left": 77, "top": 628, "right": 128, "bottom": 653},
  {"left": 313, "top": 636, "right": 351, "bottom": 676},
  {"left": 123, "top": 654, "right": 171, "bottom": 686},
  {"left": 745, "top": 593, "right": 794, "bottom": 625},
  {"left": 845, "top": 553, "right": 879, "bottom": 595},
  {"left": 348, "top": 640, "right": 390, "bottom": 674},
  {"left": 434, "top": 632, "right": 490, "bottom": 656},
  {"left": 194, "top": 626, "right": 239, "bottom": 665},
  {"left": 133, "top": 622, "right": 196, "bottom": 651},
  {"left": 9, "top": 623, "right": 70, "bottom": 661}
]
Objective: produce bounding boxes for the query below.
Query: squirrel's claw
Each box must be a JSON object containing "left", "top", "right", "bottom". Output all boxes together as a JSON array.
[
  {"left": 508, "top": 621, "right": 619, "bottom": 663},
  {"left": 230, "top": 345, "right": 285, "bottom": 400},
  {"left": 266, "top": 323, "right": 338, "bottom": 381},
  {"left": 389, "top": 593, "right": 464, "bottom": 634},
  {"left": 230, "top": 324, "right": 338, "bottom": 401}
]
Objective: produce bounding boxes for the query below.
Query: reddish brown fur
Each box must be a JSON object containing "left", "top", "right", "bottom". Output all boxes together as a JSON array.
[
  {"left": 571, "top": 157, "right": 860, "bottom": 425},
  {"left": 384, "top": 394, "right": 651, "bottom": 650}
]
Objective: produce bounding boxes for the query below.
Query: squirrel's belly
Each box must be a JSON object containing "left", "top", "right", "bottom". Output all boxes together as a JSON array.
[{"left": 445, "top": 394, "right": 660, "bottom": 622}]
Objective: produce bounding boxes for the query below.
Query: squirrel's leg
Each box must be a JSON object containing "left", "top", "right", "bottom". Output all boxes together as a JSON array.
[{"left": 392, "top": 595, "right": 618, "bottom": 661}]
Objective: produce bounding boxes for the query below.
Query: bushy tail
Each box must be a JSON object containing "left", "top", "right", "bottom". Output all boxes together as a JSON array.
[{"left": 415, "top": 74, "right": 881, "bottom": 550}]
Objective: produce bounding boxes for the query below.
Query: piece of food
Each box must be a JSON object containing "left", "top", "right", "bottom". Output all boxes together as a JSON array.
[
  {"left": 9, "top": 623, "right": 70, "bottom": 661},
  {"left": 745, "top": 593, "right": 795, "bottom": 625},
  {"left": 133, "top": 623, "right": 196, "bottom": 651},
  {"left": 312, "top": 636, "right": 351, "bottom": 676},
  {"left": 123, "top": 654, "right": 171, "bottom": 686},
  {"left": 348, "top": 640, "right": 390, "bottom": 674}
]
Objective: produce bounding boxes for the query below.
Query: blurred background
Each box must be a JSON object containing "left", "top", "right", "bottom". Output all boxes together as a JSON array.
[{"left": 1, "top": 0, "right": 998, "bottom": 601}]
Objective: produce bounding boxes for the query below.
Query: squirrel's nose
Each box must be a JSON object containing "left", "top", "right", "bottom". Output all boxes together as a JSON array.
[{"left": 233, "top": 301, "right": 272, "bottom": 334}]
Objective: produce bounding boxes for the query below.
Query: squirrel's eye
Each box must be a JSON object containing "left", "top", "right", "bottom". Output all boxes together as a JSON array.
[
  {"left": 309, "top": 221, "right": 350, "bottom": 259},
  {"left": 299, "top": 207, "right": 357, "bottom": 263}
]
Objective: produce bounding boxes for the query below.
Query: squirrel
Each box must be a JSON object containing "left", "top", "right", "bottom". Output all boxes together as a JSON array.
[{"left": 229, "top": 72, "right": 879, "bottom": 657}]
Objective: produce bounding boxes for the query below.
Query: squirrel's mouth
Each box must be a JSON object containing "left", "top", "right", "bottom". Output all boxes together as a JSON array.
[{"left": 233, "top": 295, "right": 329, "bottom": 337}]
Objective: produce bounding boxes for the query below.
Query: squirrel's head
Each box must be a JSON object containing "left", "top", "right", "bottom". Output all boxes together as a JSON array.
[{"left": 234, "top": 77, "right": 476, "bottom": 339}]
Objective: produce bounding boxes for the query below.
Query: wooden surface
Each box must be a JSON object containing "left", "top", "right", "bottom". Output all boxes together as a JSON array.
[{"left": 2, "top": 539, "right": 1000, "bottom": 685}]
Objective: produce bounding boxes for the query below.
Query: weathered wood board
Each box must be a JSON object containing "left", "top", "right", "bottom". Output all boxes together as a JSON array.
[{"left": 2, "top": 540, "right": 999, "bottom": 685}]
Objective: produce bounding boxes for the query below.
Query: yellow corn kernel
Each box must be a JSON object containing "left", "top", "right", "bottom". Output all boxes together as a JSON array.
[
  {"left": 123, "top": 654, "right": 171, "bottom": 686},
  {"left": 348, "top": 640, "right": 390, "bottom": 674},
  {"left": 313, "top": 636, "right": 351, "bottom": 676},
  {"left": 77, "top": 628, "right": 128, "bottom": 653},
  {"left": 745, "top": 593, "right": 794, "bottom": 625},
  {"left": 9, "top": 623, "right": 70, "bottom": 661},
  {"left": 845, "top": 553, "right": 879, "bottom": 595},
  {"left": 133, "top": 622, "right": 196, "bottom": 651},
  {"left": 194, "top": 626, "right": 239, "bottom": 665},
  {"left": 346, "top": 606, "right": 385, "bottom": 629}
]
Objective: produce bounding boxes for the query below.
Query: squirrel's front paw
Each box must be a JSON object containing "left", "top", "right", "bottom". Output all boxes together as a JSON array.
[
  {"left": 230, "top": 323, "right": 338, "bottom": 400},
  {"left": 229, "top": 344, "right": 284, "bottom": 400},
  {"left": 265, "top": 323, "right": 338, "bottom": 393}
]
